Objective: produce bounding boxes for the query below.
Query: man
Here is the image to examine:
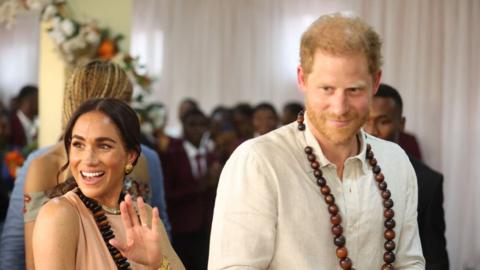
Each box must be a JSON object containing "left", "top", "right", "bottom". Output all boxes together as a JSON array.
[
  {"left": 209, "top": 13, "right": 425, "bottom": 269},
  {"left": 364, "top": 83, "right": 449, "bottom": 270},
  {"left": 8, "top": 85, "right": 38, "bottom": 148},
  {"left": 161, "top": 108, "right": 220, "bottom": 270}
]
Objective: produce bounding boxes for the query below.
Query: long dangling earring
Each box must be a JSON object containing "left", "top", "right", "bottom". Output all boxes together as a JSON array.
[{"left": 124, "top": 163, "right": 133, "bottom": 175}]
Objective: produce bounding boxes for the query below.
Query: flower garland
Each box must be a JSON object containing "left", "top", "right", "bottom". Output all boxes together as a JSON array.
[{"left": 0, "top": 0, "right": 152, "bottom": 92}]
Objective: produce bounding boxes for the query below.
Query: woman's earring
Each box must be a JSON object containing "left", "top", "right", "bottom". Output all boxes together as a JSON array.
[{"left": 124, "top": 163, "right": 133, "bottom": 175}]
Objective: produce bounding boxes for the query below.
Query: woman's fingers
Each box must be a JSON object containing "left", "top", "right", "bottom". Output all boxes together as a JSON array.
[
  {"left": 125, "top": 194, "right": 140, "bottom": 227},
  {"left": 120, "top": 201, "right": 133, "bottom": 230},
  {"left": 109, "top": 237, "right": 133, "bottom": 254},
  {"left": 137, "top": 196, "right": 149, "bottom": 228},
  {"left": 151, "top": 207, "right": 160, "bottom": 231}
]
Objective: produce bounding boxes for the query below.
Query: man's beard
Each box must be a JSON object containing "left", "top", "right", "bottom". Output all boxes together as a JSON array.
[{"left": 306, "top": 103, "right": 368, "bottom": 145}]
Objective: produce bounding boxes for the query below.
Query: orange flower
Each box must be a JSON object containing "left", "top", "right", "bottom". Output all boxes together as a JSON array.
[
  {"left": 97, "top": 39, "right": 117, "bottom": 60},
  {"left": 4, "top": 150, "right": 24, "bottom": 178}
]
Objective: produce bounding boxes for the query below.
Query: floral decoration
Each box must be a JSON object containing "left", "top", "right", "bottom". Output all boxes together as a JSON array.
[
  {"left": 0, "top": 0, "right": 152, "bottom": 92},
  {"left": 4, "top": 149, "right": 24, "bottom": 178}
]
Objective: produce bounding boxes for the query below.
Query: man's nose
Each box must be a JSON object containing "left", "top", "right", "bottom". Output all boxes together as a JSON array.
[{"left": 330, "top": 91, "right": 349, "bottom": 116}]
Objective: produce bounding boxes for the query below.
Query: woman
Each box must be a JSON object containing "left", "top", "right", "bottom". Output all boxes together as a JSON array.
[
  {"left": 18, "top": 60, "right": 170, "bottom": 270},
  {"left": 33, "top": 98, "right": 184, "bottom": 269}
]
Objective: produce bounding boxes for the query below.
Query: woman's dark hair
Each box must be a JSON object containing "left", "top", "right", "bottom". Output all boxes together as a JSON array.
[{"left": 50, "top": 98, "right": 142, "bottom": 197}]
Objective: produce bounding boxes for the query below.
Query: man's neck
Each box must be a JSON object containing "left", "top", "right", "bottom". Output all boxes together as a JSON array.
[{"left": 313, "top": 131, "right": 359, "bottom": 179}]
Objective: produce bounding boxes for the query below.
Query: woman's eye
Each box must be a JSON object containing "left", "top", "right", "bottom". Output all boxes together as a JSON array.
[
  {"left": 99, "top": 144, "right": 112, "bottom": 150},
  {"left": 71, "top": 141, "right": 84, "bottom": 149}
]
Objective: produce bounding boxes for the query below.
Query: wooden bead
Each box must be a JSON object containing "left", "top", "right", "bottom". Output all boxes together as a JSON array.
[
  {"left": 325, "top": 194, "right": 335, "bottom": 205},
  {"left": 314, "top": 169, "right": 323, "bottom": 178},
  {"left": 383, "top": 199, "right": 394, "bottom": 209},
  {"left": 307, "top": 154, "right": 316, "bottom": 162},
  {"left": 384, "top": 209, "right": 395, "bottom": 219},
  {"left": 334, "top": 235, "right": 346, "bottom": 247},
  {"left": 383, "top": 251, "right": 396, "bottom": 264},
  {"left": 304, "top": 146, "right": 313, "bottom": 154},
  {"left": 310, "top": 161, "right": 320, "bottom": 169},
  {"left": 298, "top": 123, "right": 305, "bottom": 131},
  {"left": 384, "top": 229, "right": 396, "bottom": 240},
  {"left": 366, "top": 151, "right": 374, "bottom": 159},
  {"left": 332, "top": 224, "right": 343, "bottom": 236},
  {"left": 328, "top": 204, "right": 339, "bottom": 215},
  {"left": 339, "top": 257, "right": 352, "bottom": 269},
  {"left": 366, "top": 144, "right": 371, "bottom": 151},
  {"left": 382, "top": 264, "right": 394, "bottom": 270},
  {"left": 379, "top": 181, "right": 388, "bottom": 190},
  {"left": 372, "top": 165, "right": 381, "bottom": 174},
  {"left": 375, "top": 173, "right": 385, "bottom": 182},
  {"left": 331, "top": 214, "right": 342, "bottom": 225},
  {"left": 316, "top": 177, "right": 326, "bottom": 187},
  {"left": 384, "top": 219, "right": 396, "bottom": 229},
  {"left": 381, "top": 190, "right": 391, "bottom": 200},
  {"left": 336, "top": 247, "right": 348, "bottom": 259},
  {"left": 369, "top": 157, "right": 377, "bottom": 166},
  {"left": 320, "top": 185, "right": 331, "bottom": 195},
  {"left": 384, "top": 240, "right": 396, "bottom": 251}
]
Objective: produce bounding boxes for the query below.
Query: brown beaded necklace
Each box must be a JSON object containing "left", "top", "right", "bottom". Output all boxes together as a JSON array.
[
  {"left": 75, "top": 188, "right": 132, "bottom": 270},
  {"left": 296, "top": 111, "right": 397, "bottom": 270}
]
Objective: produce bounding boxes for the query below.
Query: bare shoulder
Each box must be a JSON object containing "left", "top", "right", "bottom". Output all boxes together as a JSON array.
[
  {"left": 37, "top": 196, "right": 79, "bottom": 227},
  {"left": 25, "top": 144, "right": 66, "bottom": 192}
]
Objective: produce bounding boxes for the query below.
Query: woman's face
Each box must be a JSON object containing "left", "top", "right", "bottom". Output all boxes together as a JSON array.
[{"left": 69, "top": 111, "right": 136, "bottom": 206}]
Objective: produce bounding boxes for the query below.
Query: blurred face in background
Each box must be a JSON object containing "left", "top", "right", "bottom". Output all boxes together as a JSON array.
[
  {"left": 183, "top": 113, "right": 209, "bottom": 148},
  {"left": 253, "top": 109, "right": 278, "bottom": 135},
  {"left": 364, "top": 96, "right": 404, "bottom": 142}
]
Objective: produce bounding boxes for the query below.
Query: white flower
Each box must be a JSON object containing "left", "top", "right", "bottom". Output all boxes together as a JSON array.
[
  {"left": 60, "top": 19, "right": 76, "bottom": 38},
  {"left": 80, "top": 25, "right": 101, "bottom": 45},
  {"left": 0, "top": 0, "right": 23, "bottom": 29},
  {"left": 48, "top": 28, "right": 65, "bottom": 44},
  {"left": 26, "top": 0, "right": 51, "bottom": 10},
  {"left": 41, "top": 4, "right": 58, "bottom": 21}
]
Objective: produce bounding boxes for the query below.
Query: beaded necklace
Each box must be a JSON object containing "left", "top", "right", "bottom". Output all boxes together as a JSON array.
[
  {"left": 297, "top": 111, "right": 397, "bottom": 270},
  {"left": 75, "top": 189, "right": 132, "bottom": 270}
]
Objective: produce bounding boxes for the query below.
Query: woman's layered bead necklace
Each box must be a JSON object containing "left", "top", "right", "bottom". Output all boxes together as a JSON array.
[
  {"left": 297, "top": 111, "right": 397, "bottom": 270},
  {"left": 76, "top": 189, "right": 132, "bottom": 270}
]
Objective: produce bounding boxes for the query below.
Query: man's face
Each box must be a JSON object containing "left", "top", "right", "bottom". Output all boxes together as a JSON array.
[
  {"left": 298, "top": 50, "right": 380, "bottom": 145},
  {"left": 364, "top": 97, "right": 403, "bottom": 142},
  {"left": 183, "top": 114, "right": 208, "bottom": 147},
  {"left": 253, "top": 109, "right": 278, "bottom": 135}
]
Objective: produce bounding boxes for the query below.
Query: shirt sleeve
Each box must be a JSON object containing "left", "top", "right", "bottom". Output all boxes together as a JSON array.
[
  {"left": 141, "top": 145, "right": 172, "bottom": 238},
  {"left": 208, "top": 142, "right": 278, "bottom": 270},
  {"left": 395, "top": 159, "right": 426, "bottom": 269},
  {"left": 0, "top": 149, "right": 44, "bottom": 269}
]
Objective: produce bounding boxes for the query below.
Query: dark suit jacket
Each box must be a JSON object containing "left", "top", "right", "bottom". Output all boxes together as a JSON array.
[{"left": 409, "top": 156, "right": 449, "bottom": 270}]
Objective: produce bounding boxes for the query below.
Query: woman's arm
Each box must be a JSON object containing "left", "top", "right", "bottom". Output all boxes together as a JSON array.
[{"left": 32, "top": 197, "right": 78, "bottom": 270}]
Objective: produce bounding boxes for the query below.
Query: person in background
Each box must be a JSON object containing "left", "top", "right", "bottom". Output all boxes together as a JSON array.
[
  {"left": 33, "top": 98, "right": 184, "bottom": 269},
  {"left": 364, "top": 83, "right": 449, "bottom": 270},
  {"left": 161, "top": 108, "right": 221, "bottom": 270},
  {"left": 0, "top": 60, "right": 170, "bottom": 270},
  {"left": 252, "top": 102, "right": 279, "bottom": 136},
  {"left": 8, "top": 86, "right": 38, "bottom": 149},
  {"left": 281, "top": 101, "right": 304, "bottom": 125},
  {"left": 209, "top": 13, "right": 424, "bottom": 269},
  {"left": 232, "top": 103, "right": 254, "bottom": 142}
]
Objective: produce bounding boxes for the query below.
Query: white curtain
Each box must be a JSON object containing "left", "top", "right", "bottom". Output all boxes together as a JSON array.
[
  {"left": 0, "top": 11, "right": 40, "bottom": 103},
  {"left": 131, "top": 0, "right": 480, "bottom": 269}
]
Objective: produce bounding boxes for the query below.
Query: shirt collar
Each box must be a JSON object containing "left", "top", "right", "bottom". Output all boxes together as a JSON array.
[
  {"left": 183, "top": 140, "right": 207, "bottom": 158},
  {"left": 303, "top": 111, "right": 369, "bottom": 175}
]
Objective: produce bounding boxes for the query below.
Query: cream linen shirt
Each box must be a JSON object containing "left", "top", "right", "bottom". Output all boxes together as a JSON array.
[{"left": 208, "top": 116, "right": 425, "bottom": 270}]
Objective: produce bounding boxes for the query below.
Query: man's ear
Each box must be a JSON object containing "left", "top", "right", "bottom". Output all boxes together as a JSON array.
[
  {"left": 297, "top": 65, "right": 307, "bottom": 92},
  {"left": 371, "top": 70, "right": 382, "bottom": 96},
  {"left": 400, "top": 116, "right": 406, "bottom": 132}
]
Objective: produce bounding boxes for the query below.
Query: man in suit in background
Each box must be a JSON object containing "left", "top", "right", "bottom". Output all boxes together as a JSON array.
[{"left": 364, "top": 83, "right": 449, "bottom": 270}]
